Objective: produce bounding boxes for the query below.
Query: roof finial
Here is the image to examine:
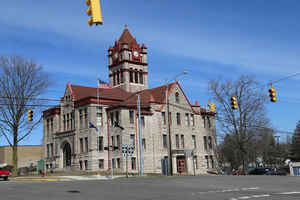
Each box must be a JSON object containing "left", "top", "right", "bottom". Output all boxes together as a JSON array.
[{"left": 125, "top": 24, "right": 128, "bottom": 29}]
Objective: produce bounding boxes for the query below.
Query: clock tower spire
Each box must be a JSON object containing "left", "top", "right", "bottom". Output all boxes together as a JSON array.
[{"left": 108, "top": 25, "right": 148, "bottom": 93}]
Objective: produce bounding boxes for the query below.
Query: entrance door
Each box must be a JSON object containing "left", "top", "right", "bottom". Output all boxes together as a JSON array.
[
  {"left": 63, "top": 142, "right": 72, "bottom": 168},
  {"left": 176, "top": 156, "right": 186, "bottom": 174}
]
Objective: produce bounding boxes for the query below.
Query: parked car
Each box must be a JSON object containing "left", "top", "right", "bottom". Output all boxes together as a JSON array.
[
  {"left": 0, "top": 163, "right": 11, "bottom": 181},
  {"left": 265, "top": 169, "right": 287, "bottom": 176},
  {"left": 248, "top": 168, "right": 270, "bottom": 175},
  {"left": 232, "top": 169, "right": 244, "bottom": 175}
]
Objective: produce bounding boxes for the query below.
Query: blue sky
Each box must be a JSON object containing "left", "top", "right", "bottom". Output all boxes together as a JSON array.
[{"left": 0, "top": 0, "right": 300, "bottom": 145}]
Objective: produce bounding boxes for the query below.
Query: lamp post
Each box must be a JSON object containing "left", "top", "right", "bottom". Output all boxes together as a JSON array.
[{"left": 166, "top": 71, "right": 188, "bottom": 176}]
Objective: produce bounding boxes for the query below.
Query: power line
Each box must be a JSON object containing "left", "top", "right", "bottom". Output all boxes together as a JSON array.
[{"left": 271, "top": 72, "right": 300, "bottom": 85}]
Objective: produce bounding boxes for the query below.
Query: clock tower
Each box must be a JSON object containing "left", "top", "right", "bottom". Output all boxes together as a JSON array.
[{"left": 108, "top": 26, "right": 148, "bottom": 93}]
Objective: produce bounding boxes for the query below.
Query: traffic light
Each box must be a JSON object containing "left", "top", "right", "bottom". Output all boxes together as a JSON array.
[
  {"left": 86, "top": 0, "right": 103, "bottom": 26},
  {"left": 27, "top": 109, "right": 33, "bottom": 121},
  {"left": 209, "top": 102, "right": 215, "bottom": 112},
  {"left": 231, "top": 96, "right": 237, "bottom": 110},
  {"left": 269, "top": 88, "right": 277, "bottom": 102}
]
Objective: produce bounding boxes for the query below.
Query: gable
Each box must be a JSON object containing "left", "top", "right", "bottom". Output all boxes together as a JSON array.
[
  {"left": 156, "top": 82, "right": 197, "bottom": 114},
  {"left": 63, "top": 82, "right": 73, "bottom": 102}
]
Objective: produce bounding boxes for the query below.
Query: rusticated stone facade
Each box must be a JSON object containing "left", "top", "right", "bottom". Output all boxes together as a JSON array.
[{"left": 42, "top": 27, "right": 217, "bottom": 175}]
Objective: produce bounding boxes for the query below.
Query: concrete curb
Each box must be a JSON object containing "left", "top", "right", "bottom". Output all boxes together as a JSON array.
[
  {"left": 10, "top": 177, "right": 61, "bottom": 182},
  {"left": 10, "top": 175, "right": 124, "bottom": 182}
]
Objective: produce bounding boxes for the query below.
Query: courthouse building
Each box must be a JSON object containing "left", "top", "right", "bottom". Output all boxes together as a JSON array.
[{"left": 42, "top": 27, "right": 217, "bottom": 175}]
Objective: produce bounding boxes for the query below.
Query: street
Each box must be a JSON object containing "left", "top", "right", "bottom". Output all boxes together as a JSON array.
[{"left": 1, "top": 176, "right": 300, "bottom": 200}]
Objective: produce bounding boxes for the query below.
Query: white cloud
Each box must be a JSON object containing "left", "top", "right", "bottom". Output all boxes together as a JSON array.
[{"left": 1, "top": 1, "right": 300, "bottom": 79}]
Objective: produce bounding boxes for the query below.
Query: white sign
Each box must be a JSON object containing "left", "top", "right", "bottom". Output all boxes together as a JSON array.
[
  {"left": 122, "top": 144, "right": 128, "bottom": 158},
  {"left": 128, "top": 144, "right": 135, "bottom": 157}
]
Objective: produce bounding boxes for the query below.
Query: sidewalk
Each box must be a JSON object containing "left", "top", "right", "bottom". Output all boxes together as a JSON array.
[{"left": 10, "top": 175, "right": 124, "bottom": 182}]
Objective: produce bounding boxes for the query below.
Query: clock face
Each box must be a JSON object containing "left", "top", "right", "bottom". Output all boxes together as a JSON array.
[
  {"left": 114, "top": 52, "right": 118, "bottom": 59},
  {"left": 133, "top": 51, "right": 139, "bottom": 57}
]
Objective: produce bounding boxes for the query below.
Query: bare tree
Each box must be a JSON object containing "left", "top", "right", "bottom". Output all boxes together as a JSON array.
[
  {"left": 0, "top": 56, "right": 50, "bottom": 176},
  {"left": 208, "top": 75, "right": 270, "bottom": 172},
  {"left": 291, "top": 120, "right": 300, "bottom": 161}
]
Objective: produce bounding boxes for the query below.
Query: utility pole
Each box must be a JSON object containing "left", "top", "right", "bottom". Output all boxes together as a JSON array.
[
  {"left": 137, "top": 94, "right": 144, "bottom": 176},
  {"left": 165, "top": 79, "right": 173, "bottom": 176}
]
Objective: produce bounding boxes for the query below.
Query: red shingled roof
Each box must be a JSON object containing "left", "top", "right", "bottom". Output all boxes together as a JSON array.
[
  {"left": 119, "top": 28, "right": 138, "bottom": 48},
  {"left": 70, "top": 85, "right": 132, "bottom": 101},
  {"left": 106, "top": 83, "right": 173, "bottom": 109},
  {"left": 62, "top": 82, "right": 212, "bottom": 115}
]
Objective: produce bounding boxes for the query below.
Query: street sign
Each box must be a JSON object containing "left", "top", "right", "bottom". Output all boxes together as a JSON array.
[
  {"left": 128, "top": 144, "right": 135, "bottom": 157},
  {"left": 104, "top": 145, "right": 118, "bottom": 151}
]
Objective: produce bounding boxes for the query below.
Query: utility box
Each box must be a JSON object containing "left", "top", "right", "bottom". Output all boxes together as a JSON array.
[{"left": 37, "top": 160, "right": 44, "bottom": 174}]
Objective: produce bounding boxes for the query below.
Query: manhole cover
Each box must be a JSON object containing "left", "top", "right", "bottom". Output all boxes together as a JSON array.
[{"left": 67, "top": 190, "right": 80, "bottom": 193}]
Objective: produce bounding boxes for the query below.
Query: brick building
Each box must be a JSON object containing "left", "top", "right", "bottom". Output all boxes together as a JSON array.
[
  {"left": 0, "top": 145, "right": 42, "bottom": 168},
  {"left": 42, "top": 27, "right": 217, "bottom": 175}
]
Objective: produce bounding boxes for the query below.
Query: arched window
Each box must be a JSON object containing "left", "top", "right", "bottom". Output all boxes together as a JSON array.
[
  {"left": 117, "top": 70, "right": 120, "bottom": 84},
  {"left": 121, "top": 70, "right": 124, "bottom": 83},
  {"left": 139, "top": 70, "right": 143, "bottom": 84},
  {"left": 129, "top": 68, "right": 133, "bottom": 83},
  {"left": 175, "top": 92, "right": 179, "bottom": 103},
  {"left": 113, "top": 72, "right": 116, "bottom": 86},
  {"left": 134, "top": 70, "right": 138, "bottom": 83}
]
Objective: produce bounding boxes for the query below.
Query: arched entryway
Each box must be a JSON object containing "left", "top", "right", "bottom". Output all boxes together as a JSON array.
[{"left": 63, "top": 142, "right": 72, "bottom": 168}]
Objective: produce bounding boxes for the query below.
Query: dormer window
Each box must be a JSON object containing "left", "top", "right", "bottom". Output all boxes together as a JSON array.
[{"left": 175, "top": 92, "right": 180, "bottom": 103}]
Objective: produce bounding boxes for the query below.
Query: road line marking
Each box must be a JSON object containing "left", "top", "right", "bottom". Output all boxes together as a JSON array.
[
  {"left": 251, "top": 194, "right": 271, "bottom": 198},
  {"left": 238, "top": 196, "right": 251, "bottom": 199},
  {"left": 228, "top": 194, "right": 271, "bottom": 200},
  {"left": 241, "top": 187, "right": 259, "bottom": 190},
  {"left": 278, "top": 191, "right": 300, "bottom": 195},
  {"left": 198, "top": 187, "right": 260, "bottom": 194}
]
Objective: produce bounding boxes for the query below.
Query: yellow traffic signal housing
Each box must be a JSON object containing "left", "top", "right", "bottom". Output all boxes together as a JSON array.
[
  {"left": 231, "top": 96, "right": 237, "bottom": 110},
  {"left": 86, "top": 0, "right": 103, "bottom": 26},
  {"left": 209, "top": 102, "right": 215, "bottom": 113},
  {"left": 28, "top": 109, "right": 33, "bottom": 121},
  {"left": 269, "top": 88, "right": 277, "bottom": 102}
]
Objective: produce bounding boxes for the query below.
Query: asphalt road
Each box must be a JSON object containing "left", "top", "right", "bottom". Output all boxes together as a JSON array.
[{"left": 1, "top": 175, "right": 300, "bottom": 200}]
